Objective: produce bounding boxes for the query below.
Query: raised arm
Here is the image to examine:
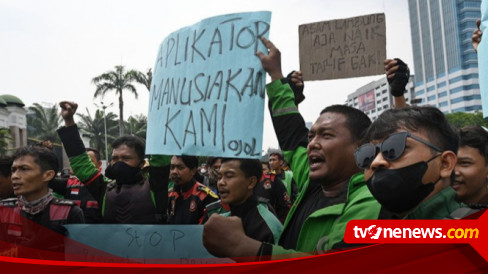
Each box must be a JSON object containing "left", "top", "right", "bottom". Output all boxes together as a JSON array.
[
  {"left": 384, "top": 58, "right": 410, "bottom": 109},
  {"left": 57, "top": 101, "right": 107, "bottom": 206},
  {"left": 257, "top": 37, "right": 309, "bottom": 192}
]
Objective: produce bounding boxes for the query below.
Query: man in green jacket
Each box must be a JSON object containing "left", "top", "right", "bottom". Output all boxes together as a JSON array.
[{"left": 203, "top": 37, "right": 381, "bottom": 260}]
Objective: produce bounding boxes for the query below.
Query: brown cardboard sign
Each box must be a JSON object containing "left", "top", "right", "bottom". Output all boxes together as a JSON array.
[{"left": 299, "top": 13, "right": 386, "bottom": 81}]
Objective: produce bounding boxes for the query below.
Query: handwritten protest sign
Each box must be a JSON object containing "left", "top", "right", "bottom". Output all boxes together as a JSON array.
[
  {"left": 146, "top": 12, "right": 271, "bottom": 158},
  {"left": 479, "top": 0, "right": 488, "bottom": 118},
  {"left": 64, "top": 224, "right": 233, "bottom": 264},
  {"left": 299, "top": 13, "right": 386, "bottom": 81}
]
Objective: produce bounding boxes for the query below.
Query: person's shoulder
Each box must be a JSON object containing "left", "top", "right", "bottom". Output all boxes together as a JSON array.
[
  {"left": 259, "top": 173, "right": 276, "bottom": 188},
  {"left": 106, "top": 180, "right": 117, "bottom": 191},
  {"left": 206, "top": 200, "right": 229, "bottom": 216},
  {"left": 261, "top": 172, "right": 276, "bottom": 180},
  {"left": 347, "top": 173, "right": 371, "bottom": 197},
  {"left": 195, "top": 183, "right": 219, "bottom": 200},
  {"left": 0, "top": 197, "right": 18, "bottom": 207},
  {"left": 345, "top": 173, "right": 381, "bottom": 209}
]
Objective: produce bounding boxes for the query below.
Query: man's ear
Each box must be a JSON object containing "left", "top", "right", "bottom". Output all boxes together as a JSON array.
[
  {"left": 42, "top": 170, "right": 56, "bottom": 182},
  {"left": 439, "top": 151, "right": 457, "bottom": 179},
  {"left": 248, "top": 176, "right": 258, "bottom": 190}
]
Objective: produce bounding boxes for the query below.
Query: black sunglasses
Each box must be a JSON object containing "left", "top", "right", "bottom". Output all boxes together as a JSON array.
[{"left": 354, "top": 132, "right": 443, "bottom": 169}]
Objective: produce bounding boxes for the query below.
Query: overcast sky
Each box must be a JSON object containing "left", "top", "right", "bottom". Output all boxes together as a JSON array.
[{"left": 1, "top": 0, "right": 413, "bottom": 150}]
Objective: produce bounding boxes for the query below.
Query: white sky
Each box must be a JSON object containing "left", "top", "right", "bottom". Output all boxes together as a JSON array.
[{"left": 0, "top": 0, "right": 413, "bottom": 151}]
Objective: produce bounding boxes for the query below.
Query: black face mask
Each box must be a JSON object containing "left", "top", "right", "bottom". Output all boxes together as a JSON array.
[
  {"left": 105, "top": 161, "right": 143, "bottom": 185},
  {"left": 366, "top": 159, "right": 441, "bottom": 214}
]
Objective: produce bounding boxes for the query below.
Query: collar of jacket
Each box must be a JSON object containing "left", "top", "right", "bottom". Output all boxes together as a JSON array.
[
  {"left": 175, "top": 178, "right": 197, "bottom": 194},
  {"left": 229, "top": 195, "right": 258, "bottom": 218}
]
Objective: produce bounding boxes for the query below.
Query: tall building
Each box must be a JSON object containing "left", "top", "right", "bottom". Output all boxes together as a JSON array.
[
  {"left": 408, "top": 0, "right": 482, "bottom": 113},
  {"left": 346, "top": 76, "right": 415, "bottom": 121}
]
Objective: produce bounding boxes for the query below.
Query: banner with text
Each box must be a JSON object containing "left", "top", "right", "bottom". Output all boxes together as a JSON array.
[
  {"left": 299, "top": 13, "right": 386, "bottom": 81},
  {"left": 146, "top": 12, "right": 271, "bottom": 158},
  {"left": 64, "top": 224, "right": 233, "bottom": 264}
]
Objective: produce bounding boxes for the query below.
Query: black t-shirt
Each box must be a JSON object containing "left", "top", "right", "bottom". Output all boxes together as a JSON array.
[{"left": 278, "top": 180, "right": 348, "bottom": 249}]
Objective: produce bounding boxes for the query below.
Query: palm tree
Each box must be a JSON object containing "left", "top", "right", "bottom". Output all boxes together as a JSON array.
[
  {"left": 26, "top": 103, "right": 62, "bottom": 143},
  {"left": 135, "top": 68, "right": 152, "bottom": 91},
  {"left": 126, "top": 114, "right": 147, "bottom": 140},
  {"left": 92, "top": 65, "right": 140, "bottom": 136},
  {"left": 77, "top": 108, "right": 118, "bottom": 161}
]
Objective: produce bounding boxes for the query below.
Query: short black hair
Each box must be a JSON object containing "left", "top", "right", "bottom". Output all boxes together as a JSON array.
[
  {"left": 174, "top": 155, "right": 198, "bottom": 170},
  {"left": 459, "top": 125, "right": 488, "bottom": 163},
  {"left": 86, "top": 147, "right": 101, "bottom": 162},
  {"left": 221, "top": 158, "right": 262, "bottom": 181},
  {"left": 206, "top": 157, "right": 222, "bottom": 167},
  {"left": 112, "top": 136, "right": 145, "bottom": 165},
  {"left": 320, "top": 105, "right": 371, "bottom": 142},
  {"left": 269, "top": 151, "right": 284, "bottom": 161},
  {"left": 363, "top": 106, "right": 458, "bottom": 154},
  {"left": 13, "top": 146, "right": 59, "bottom": 173},
  {"left": 0, "top": 155, "right": 13, "bottom": 178}
]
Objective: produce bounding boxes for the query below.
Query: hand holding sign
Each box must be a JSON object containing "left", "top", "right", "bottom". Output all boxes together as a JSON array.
[
  {"left": 476, "top": 1, "right": 487, "bottom": 117},
  {"left": 147, "top": 12, "right": 271, "bottom": 158},
  {"left": 256, "top": 36, "right": 284, "bottom": 81},
  {"left": 472, "top": 19, "right": 482, "bottom": 52}
]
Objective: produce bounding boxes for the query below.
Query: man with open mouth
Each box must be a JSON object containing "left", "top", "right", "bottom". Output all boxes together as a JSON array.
[
  {"left": 203, "top": 37, "right": 382, "bottom": 260},
  {"left": 208, "top": 158, "right": 282, "bottom": 243}
]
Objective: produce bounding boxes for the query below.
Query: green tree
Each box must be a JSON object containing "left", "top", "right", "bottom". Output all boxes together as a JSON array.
[
  {"left": 135, "top": 68, "right": 152, "bottom": 91},
  {"left": 92, "top": 65, "right": 140, "bottom": 136},
  {"left": 26, "top": 103, "right": 61, "bottom": 143},
  {"left": 77, "top": 108, "right": 118, "bottom": 161},
  {"left": 126, "top": 114, "right": 147, "bottom": 140},
  {"left": 445, "top": 111, "right": 488, "bottom": 129},
  {"left": 0, "top": 127, "right": 12, "bottom": 155}
]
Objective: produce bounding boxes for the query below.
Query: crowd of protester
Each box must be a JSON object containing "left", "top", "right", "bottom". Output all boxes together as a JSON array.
[{"left": 0, "top": 21, "right": 487, "bottom": 262}]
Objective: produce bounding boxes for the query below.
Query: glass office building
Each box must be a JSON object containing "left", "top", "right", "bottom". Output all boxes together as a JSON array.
[{"left": 408, "top": 0, "right": 482, "bottom": 113}]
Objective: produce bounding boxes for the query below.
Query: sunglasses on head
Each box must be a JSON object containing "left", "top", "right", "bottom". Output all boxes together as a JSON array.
[{"left": 354, "top": 131, "right": 443, "bottom": 169}]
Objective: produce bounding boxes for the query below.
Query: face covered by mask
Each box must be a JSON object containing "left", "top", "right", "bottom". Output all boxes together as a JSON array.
[
  {"left": 105, "top": 161, "right": 143, "bottom": 185},
  {"left": 366, "top": 156, "right": 441, "bottom": 214}
]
